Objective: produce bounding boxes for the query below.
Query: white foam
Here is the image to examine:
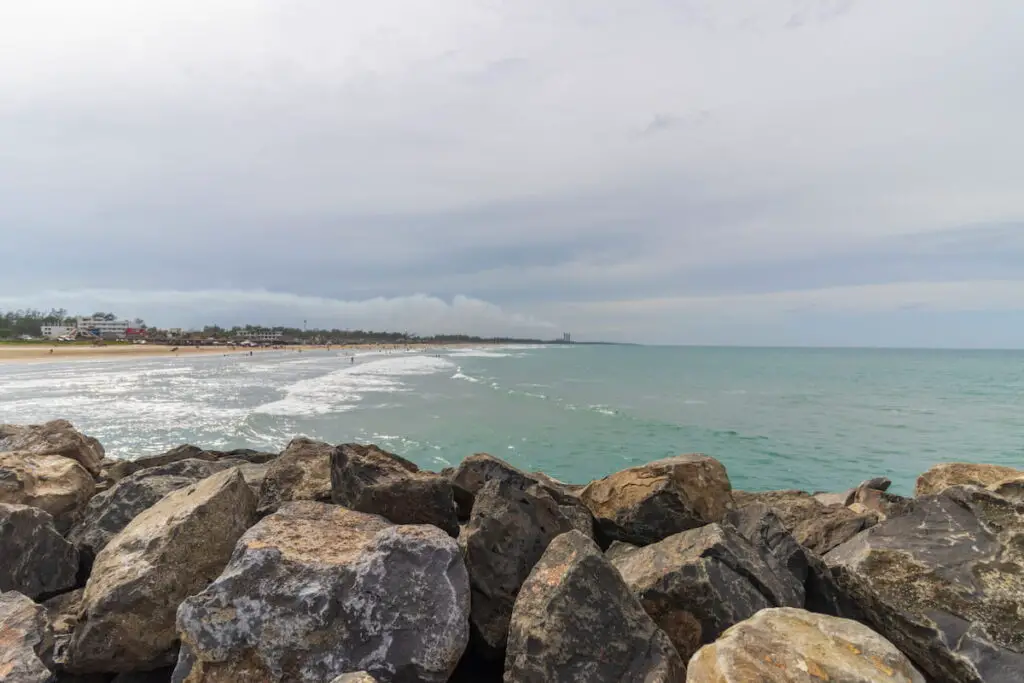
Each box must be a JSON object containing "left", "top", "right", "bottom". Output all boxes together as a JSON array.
[
  {"left": 448, "top": 349, "right": 512, "bottom": 358},
  {"left": 451, "top": 368, "right": 481, "bottom": 383},
  {"left": 589, "top": 404, "right": 618, "bottom": 416}
]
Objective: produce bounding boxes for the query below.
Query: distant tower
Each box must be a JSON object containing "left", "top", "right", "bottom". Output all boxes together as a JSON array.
[{"left": 563, "top": 332, "right": 571, "bottom": 343}]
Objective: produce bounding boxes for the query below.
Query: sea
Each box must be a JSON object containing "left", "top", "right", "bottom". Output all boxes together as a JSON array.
[{"left": 2, "top": 345, "right": 1022, "bottom": 496}]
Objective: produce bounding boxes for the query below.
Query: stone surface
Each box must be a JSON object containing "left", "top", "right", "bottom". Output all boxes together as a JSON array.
[
  {"left": 0, "top": 451, "right": 96, "bottom": 532},
  {"left": 825, "top": 485, "right": 1024, "bottom": 683},
  {"left": 0, "top": 590, "right": 55, "bottom": 683},
  {"left": 459, "top": 477, "right": 574, "bottom": 660},
  {"left": 101, "top": 446, "right": 278, "bottom": 483},
  {"left": 255, "top": 437, "right": 333, "bottom": 515},
  {"left": 915, "top": 462, "right": 1022, "bottom": 497},
  {"left": 723, "top": 503, "right": 861, "bottom": 619},
  {"left": 605, "top": 540, "right": 639, "bottom": 561},
  {"left": 0, "top": 503, "right": 79, "bottom": 599},
  {"left": 580, "top": 454, "right": 734, "bottom": 547},
  {"left": 68, "top": 459, "right": 229, "bottom": 569},
  {"left": 0, "top": 420, "right": 104, "bottom": 477},
  {"left": 732, "top": 489, "right": 876, "bottom": 554},
  {"left": 504, "top": 530, "right": 685, "bottom": 683},
  {"left": 43, "top": 587, "right": 84, "bottom": 667},
  {"left": 173, "top": 502, "right": 469, "bottom": 683},
  {"left": 329, "top": 674, "right": 379, "bottom": 683},
  {"left": 686, "top": 607, "right": 925, "bottom": 683},
  {"left": 612, "top": 523, "right": 803, "bottom": 662},
  {"left": 67, "top": 469, "right": 257, "bottom": 673},
  {"left": 331, "top": 443, "right": 459, "bottom": 536}
]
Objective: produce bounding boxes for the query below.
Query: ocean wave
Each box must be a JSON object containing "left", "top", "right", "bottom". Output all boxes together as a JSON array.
[
  {"left": 448, "top": 349, "right": 512, "bottom": 358},
  {"left": 451, "top": 368, "right": 481, "bottom": 383},
  {"left": 589, "top": 404, "right": 618, "bottom": 416}
]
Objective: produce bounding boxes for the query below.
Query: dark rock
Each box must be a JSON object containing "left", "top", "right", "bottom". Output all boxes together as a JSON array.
[
  {"left": 0, "top": 590, "right": 55, "bottom": 683},
  {"left": 0, "top": 420, "right": 105, "bottom": 477},
  {"left": 504, "top": 530, "right": 685, "bottom": 682},
  {"left": 611, "top": 523, "right": 803, "bottom": 662},
  {"left": 100, "top": 445, "right": 215, "bottom": 482},
  {"left": 825, "top": 485, "right": 1024, "bottom": 683},
  {"left": 67, "top": 459, "right": 229, "bottom": 569},
  {"left": 206, "top": 448, "right": 277, "bottom": 465},
  {"left": 43, "top": 587, "right": 84, "bottom": 667},
  {"left": 0, "top": 503, "right": 79, "bottom": 599},
  {"left": 0, "top": 451, "right": 96, "bottom": 532},
  {"left": 732, "top": 489, "right": 875, "bottom": 554},
  {"left": 687, "top": 607, "right": 925, "bottom": 682},
  {"left": 173, "top": 502, "right": 469, "bottom": 683},
  {"left": 915, "top": 462, "right": 1022, "bottom": 497},
  {"left": 255, "top": 437, "right": 333, "bottom": 516},
  {"left": 448, "top": 454, "right": 584, "bottom": 519},
  {"left": 331, "top": 443, "right": 459, "bottom": 536},
  {"left": 111, "top": 668, "right": 174, "bottom": 682},
  {"left": 328, "top": 674, "right": 378, "bottom": 683},
  {"left": 605, "top": 540, "right": 639, "bottom": 561},
  {"left": 459, "top": 478, "right": 574, "bottom": 661},
  {"left": 580, "top": 453, "right": 734, "bottom": 546},
  {"left": 67, "top": 470, "right": 257, "bottom": 674}
]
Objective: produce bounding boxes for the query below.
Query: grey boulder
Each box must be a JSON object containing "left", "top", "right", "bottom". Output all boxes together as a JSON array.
[
  {"left": 825, "top": 485, "right": 1024, "bottom": 683},
  {"left": 329, "top": 674, "right": 379, "bottom": 683},
  {"left": 732, "top": 489, "right": 876, "bottom": 554},
  {"left": 331, "top": 443, "right": 459, "bottom": 536},
  {"left": 504, "top": 530, "right": 685, "bottom": 682},
  {"left": 0, "top": 503, "right": 78, "bottom": 599},
  {"left": 0, "top": 590, "right": 55, "bottom": 683},
  {"left": 173, "top": 502, "right": 470, "bottom": 683},
  {"left": 611, "top": 523, "right": 803, "bottom": 662},
  {"left": 255, "top": 437, "right": 333, "bottom": 516},
  {"left": 0, "top": 420, "right": 105, "bottom": 477},
  {"left": 0, "top": 451, "right": 96, "bottom": 532}
]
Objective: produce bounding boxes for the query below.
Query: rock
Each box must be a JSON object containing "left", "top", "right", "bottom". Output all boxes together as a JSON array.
[
  {"left": 580, "top": 453, "right": 733, "bottom": 546},
  {"left": 605, "top": 540, "right": 639, "bottom": 561},
  {"left": 989, "top": 475, "right": 1024, "bottom": 502},
  {"left": 101, "top": 445, "right": 216, "bottom": 481},
  {"left": 233, "top": 462, "right": 269, "bottom": 495},
  {"left": 255, "top": 437, "right": 333, "bottom": 516},
  {"left": 732, "top": 489, "right": 876, "bottom": 554},
  {"left": 331, "top": 443, "right": 459, "bottom": 536},
  {"left": 0, "top": 590, "right": 55, "bottom": 683},
  {"left": 173, "top": 501, "right": 469, "bottom": 683},
  {"left": 0, "top": 451, "right": 96, "bottom": 532},
  {"left": 915, "top": 462, "right": 1022, "bottom": 497},
  {"left": 67, "top": 469, "right": 257, "bottom": 674},
  {"left": 0, "top": 503, "right": 79, "bottom": 599},
  {"left": 825, "top": 486, "right": 1024, "bottom": 683},
  {"left": 813, "top": 476, "right": 892, "bottom": 508},
  {"left": 611, "top": 523, "right": 803, "bottom": 662},
  {"left": 0, "top": 420, "right": 104, "bottom": 477},
  {"left": 847, "top": 484, "right": 910, "bottom": 521},
  {"left": 67, "top": 459, "right": 230, "bottom": 569},
  {"left": 43, "top": 588, "right": 84, "bottom": 666},
  {"left": 686, "top": 607, "right": 925, "bottom": 683},
  {"left": 459, "top": 478, "right": 575, "bottom": 661},
  {"left": 723, "top": 503, "right": 862, "bottom": 619},
  {"left": 504, "top": 530, "right": 685, "bottom": 682},
  {"left": 329, "top": 674, "right": 379, "bottom": 683},
  {"left": 111, "top": 669, "right": 175, "bottom": 682},
  {"left": 206, "top": 448, "right": 277, "bottom": 465}
]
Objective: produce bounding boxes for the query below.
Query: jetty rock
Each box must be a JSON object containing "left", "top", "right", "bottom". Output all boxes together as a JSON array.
[
  {"left": 915, "top": 462, "right": 1023, "bottom": 497},
  {"left": 0, "top": 590, "right": 56, "bottom": 683},
  {"left": 825, "top": 485, "right": 1024, "bottom": 683},
  {"left": 611, "top": 523, "right": 803, "bottom": 662},
  {"left": 0, "top": 503, "right": 78, "bottom": 599},
  {"left": 101, "top": 444, "right": 279, "bottom": 483},
  {"left": 330, "top": 443, "right": 459, "bottom": 537},
  {"left": 732, "top": 488, "right": 877, "bottom": 554},
  {"left": 329, "top": 674, "right": 379, "bottom": 683},
  {"left": 505, "top": 530, "right": 685, "bottom": 683},
  {"left": 173, "top": 502, "right": 469, "bottom": 683},
  {"left": 67, "top": 469, "right": 257, "bottom": 674},
  {"left": 686, "top": 607, "right": 925, "bottom": 683},
  {"left": 0, "top": 420, "right": 105, "bottom": 477},
  {"left": 459, "top": 476, "right": 575, "bottom": 661},
  {"left": 579, "top": 453, "right": 733, "bottom": 547},
  {"left": 255, "top": 437, "right": 333, "bottom": 516},
  {"left": 67, "top": 458, "right": 231, "bottom": 570},
  {"left": 0, "top": 451, "right": 96, "bottom": 532}
]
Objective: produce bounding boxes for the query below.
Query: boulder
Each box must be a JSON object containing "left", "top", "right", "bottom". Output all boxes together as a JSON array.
[
  {"left": 173, "top": 502, "right": 469, "bottom": 683},
  {"left": 605, "top": 540, "right": 639, "bottom": 561},
  {"left": 43, "top": 587, "right": 84, "bottom": 667},
  {"left": 814, "top": 476, "right": 893, "bottom": 507},
  {"left": 723, "top": 503, "right": 861, "bottom": 619},
  {"left": 611, "top": 523, "right": 803, "bottom": 662},
  {"left": 825, "top": 486, "right": 1024, "bottom": 683},
  {"left": 0, "top": 590, "right": 55, "bottom": 683},
  {"left": 255, "top": 437, "right": 333, "bottom": 516},
  {"left": 0, "top": 451, "right": 96, "bottom": 532},
  {"left": 686, "top": 607, "right": 925, "bottom": 683},
  {"left": 989, "top": 475, "right": 1024, "bottom": 503},
  {"left": 450, "top": 454, "right": 579, "bottom": 511},
  {"left": 459, "top": 477, "right": 575, "bottom": 660},
  {"left": 329, "top": 674, "right": 378, "bottom": 683},
  {"left": 233, "top": 462, "right": 270, "bottom": 495},
  {"left": 580, "top": 454, "right": 733, "bottom": 546},
  {"left": 67, "top": 469, "right": 257, "bottom": 673},
  {"left": 732, "top": 489, "right": 875, "bottom": 554},
  {"left": 67, "top": 459, "right": 230, "bottom": 569},
  {"left": 0, "top": 420, "right": 104, "bottom": 477},
  {"left": 331, "top": 443, "right": 459, "bottom": 536},
  {"left": 0, "top": 503, "right": 79, "bottom": 599},
  {"left": 101, "top": 445, "right": 216, "bottom": 482},
  {"left": 504, "top": 530, "right": 685, "bottom": 682},
  {"left": 915, "top": 462, "right": 1022, "bottom": 497}
]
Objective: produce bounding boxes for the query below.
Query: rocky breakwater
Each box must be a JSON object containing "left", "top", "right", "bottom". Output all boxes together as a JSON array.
[{"left": 0, "top": 419, "right": 1020, "bottom": 682}]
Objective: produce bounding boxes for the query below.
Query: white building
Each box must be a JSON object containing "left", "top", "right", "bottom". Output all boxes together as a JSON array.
[
  {"left": 247, "top": 328, "right": 283, "bottom": 343},
  {"left": 40, "top": 325, "right": 75, "bottom": 339},
  {"left": 76, "top": 317, "right": 132, "bottom": 338}
]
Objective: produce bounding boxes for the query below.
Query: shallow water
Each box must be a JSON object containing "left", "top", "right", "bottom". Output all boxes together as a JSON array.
[{"left": 2, "top": 345, "right": 1022, "bottom": 495}]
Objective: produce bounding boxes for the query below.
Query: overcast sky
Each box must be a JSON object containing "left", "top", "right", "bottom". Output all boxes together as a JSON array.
[{"left": 2, "top": 1, "right": 1023, "bottom": 345}]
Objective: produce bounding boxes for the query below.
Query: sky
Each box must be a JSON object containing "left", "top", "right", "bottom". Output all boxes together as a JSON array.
[{"left": 2, "top": 1, "right": 1023, "bottom": 346}]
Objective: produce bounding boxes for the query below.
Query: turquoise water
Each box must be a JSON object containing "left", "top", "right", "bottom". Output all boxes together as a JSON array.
[{"left": 2, "top": 345, "right": 1022, "bottom": 495}]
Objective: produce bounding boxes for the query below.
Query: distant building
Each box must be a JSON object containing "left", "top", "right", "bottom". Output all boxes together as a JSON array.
[
  {"left": 239, "top": 328, "right": 283, "bottom": 343},
  {"left": 76, "top": 317, "right": 132, "bottom": 339},
  {"left": 41, "top": 325, "right": 75, "bottom": 339},
  {"left": 563, "top": 332, "right": 571, "bottom": 343}
]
